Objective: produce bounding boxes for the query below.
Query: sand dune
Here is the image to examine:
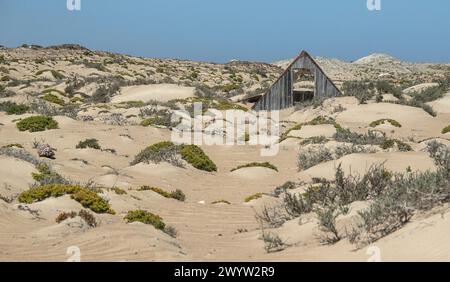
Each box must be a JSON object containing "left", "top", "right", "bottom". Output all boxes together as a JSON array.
[{"left": 112, "top": 84, "right": 195, "bottom": 103}]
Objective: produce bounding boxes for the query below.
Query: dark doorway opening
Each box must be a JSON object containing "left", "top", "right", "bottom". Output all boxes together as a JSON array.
[{"left": 292, "top": 68, "right": 315, "bottom": 104}]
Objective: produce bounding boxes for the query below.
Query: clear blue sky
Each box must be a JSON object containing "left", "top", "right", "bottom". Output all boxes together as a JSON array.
[{"left": 1, "top": 0, "right": 449, "bottom": 63}]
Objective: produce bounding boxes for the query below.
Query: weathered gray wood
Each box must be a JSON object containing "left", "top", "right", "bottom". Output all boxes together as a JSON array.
[{"left": 253, "top": 51, "right": 341, "bottom": 111}]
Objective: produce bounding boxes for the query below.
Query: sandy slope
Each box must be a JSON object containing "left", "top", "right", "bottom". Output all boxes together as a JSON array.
[{"left": 112, "top": 84, "right": 196, "bottom": 103}]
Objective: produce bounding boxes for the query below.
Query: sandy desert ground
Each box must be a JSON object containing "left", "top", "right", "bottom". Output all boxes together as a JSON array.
[{"left": 0, "top": 45, "right": 449, "bottom": 261}]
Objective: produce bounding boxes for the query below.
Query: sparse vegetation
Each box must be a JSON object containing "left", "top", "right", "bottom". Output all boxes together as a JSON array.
[
  {"left": 0, "top": 101, "right": 29, "bottom": 115},
  {"left": 111, "top": 187, "right": 127, "bottom": 195},
  {"left": 55, "top": 210, "right": 97, "bottom": 227},
  {"left": 18, "top": 184, "right": 114, "bottom": 214},
  {"left": 298, "top": 146, "right": 334, "bottom": 170},
  {"left": 42, "top": 93, "right": 65, "bottom": 106},
  {"left": 140, "top": 186, "right": 185, "bottom": 201},
  {"left": 230, "top": 162, "right": 278, "bottom": 172},
  {"left": 442, "top": 125, "right": 450, "bottom": 134},
  {"left": 124, "top": 210, "right": 165, "bottom": 230},
  {"left": 16, "top": 115, "right": 58, "bottom": 132},
  {"left": 261, "top": 230, "right": 286, "bottom": 253},
  {"left": 131, "top": 141, "right": 184, "bottom": 167},
  {"left": 370, "top": 119, "right": 402, "bottom": 128},
  {"left": 76, "top": 138, "right": 101, "bottom": 150},
  {"left": 212, "top": 200, "right": 231, "bottom": 205},
  {"left": 178, "top": 144, "right": 217, "bottom": 172},
  {"left": 245, "top": 193, "right": 263, "bottom": 202}
]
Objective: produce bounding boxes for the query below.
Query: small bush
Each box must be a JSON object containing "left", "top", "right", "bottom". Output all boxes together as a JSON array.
[
  {"left": 163, "top": 225, "right": 178, "bottom": 238},
  {"left": 315, "top": 205, "right": 347, "bottom": 244},
  {"left": 178, "top": 144, "right": 217, "bottom": 172},
  {"left": 283, "top": 192, "right": 313, "bottom": 218},
  {"left": 2, "top": 143, "right": 23, "bottom": 149},
  {"left": 124, "top": 210, "right": 165, "bottom": 230},
  {"left": 370, "top": 119, "right": 401, "bottom": 128},
  {"left": 36, "top": 143, "right": 55, "bottom": 159},
  {"left": 55, "top": 211, "right": 77, "bottom": 223},
  {"left": 19, "top": 184, "right": 114, "bottom": 214},
  {"left": 261, "top": 230, "right": 286, "bottom": 253},
  {"left": 89, "top": 83, "right": 120, "bottom": 104},
  {"left": 76, "top": 138, "right": 101, "bottom": 150},
  {"left": 170, "top": 189, "right": 186, "bottom": 201},
  {"left": 140, "top": 186, "right": 185, "bottom": 201},
  {"left": 70, "top": 188, "right": 114, "bottom": 214},
  {"left": 131, "top": 141, "right": 183, "bottom": 167},
  {"left": 55, "top": 210, "right": 97, "bottom": 227},
  {"left": 212, "top": 200, "right": 231, "bottom": 205},
  {"left": 0, "top": 101, "right": 29, "bottom": 115},
  {"left": 255, "top": 205, "right": 288, "bottom": 228},
  {"left": 271, "top": 181, "right": 297, "bottom": 197},
  {"left": 342, "top": 80, "right": 376, "bottom": 103},
  {"left": 334, "top": 128, "right": 386, "bottom": 146},
  {"left": 111, "top": 187, "right": 127, "bottom": 195},
  {"left": 31, "top": 163, "right": 70, "bottom": 186},
  {"left": 230, "top": 162, "right": 278, "bottom": 172},
  {"left": 16, "top": 115, "right": 58, "bottom": 132},
  {"left": 298, "top": 146, "right": 333, "bottom": 170},
  {"left": 442, "top": 125, "right": 450, "bottom": 134},
  {"left": 78, "top": 209, "right": 97, "bottom": 227},
  {"left": 380, "top": 139, "right": 413, "bottom": 152},
  {"left": 0, "top": 147, "right": 40, "bottom": 165},
  {"left": 42, "top": 94, "right": 65, "bottom": 106},
  {"left": 300, "top": 136, "right": 328, "bottom": 145},
  {"left": 245, "top": 192, "right": 263, "bottom": 202}
]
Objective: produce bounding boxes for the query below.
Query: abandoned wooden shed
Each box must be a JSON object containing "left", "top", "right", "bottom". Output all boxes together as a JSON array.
[{"left": 252, "top": 50, "right": 342, "bottom": 111}]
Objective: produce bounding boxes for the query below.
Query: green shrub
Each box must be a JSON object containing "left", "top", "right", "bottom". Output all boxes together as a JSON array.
[
  {"left": 342, "top": 80, "right": 376, "bottom": 103},
  {"left": 170, "top": 189, "right": 186, "bottom": 201},
  {"left": 212, "top": 200, "right": 231, "bottom": 205},
  {"left": 132, "top": 142, "right": 217, "bottom": 172},
  {"left": 18, "top": 184, "right": 114, "bottom": 214},
  {"left": 230, "top": 162, "right": 278, "bottom": 172},
  {"left": 31, "top": 163, "right": 69, "bottom": 185},
  {"left": 217, "top": 83, "right": 240, "bottom": 93},
  {"left": 71, "top": 189, "right": 113, "bottom": 213},
  {"left": 375, "top": 81, "right": 402, "bottom": 98},
  {"left": 244, "top": 192, "right": 263, "bottom": 202},
  {"left": 333, "top": 128, "right": 386, "bottom": 146},
  {"left": 298, "top": 146, "right": 334, "bottom": 170},
  {"left": 16, "top": 115, "right": 58, "bottom": 132},
  {"left": 111, "top": 187, "right": 127, "bottom": 195},
  {"left": 131, "top": 141, "right": 181, "bottom": 166},
  {"left": 42, "top": 88, "right": 65, "bottom": 96},
  {"left": 442, "top": 125, "right": 450, "bottom": 134},
  {"left": 76, "top": 138, "right": 101, "bottom": 150},
  {"left": 178, "top": 144, "right": 217, "bottom": 172},
  {"left": 42, "top": 94, "right": 65, "bottom": 106},
  {"left": 0, "top": 101, "right": 29, "bottom": 115},
  {"left": 124, "top": 210, "right": 165, "bottom": 230},
  {"left": 2, "top": 143, "right": 23, "bottom": 148},
  {"left": 35, "top": 69, "right": 65, "bottom": 80},
  {"left": 381, "top": 139, "right": 413, "bottom": 152},
  {"left": 370, "top": 119, "right": 402, "bottom": 128},
  {"left": 140, "top": 186, "right": 185, "bottom": 201}
]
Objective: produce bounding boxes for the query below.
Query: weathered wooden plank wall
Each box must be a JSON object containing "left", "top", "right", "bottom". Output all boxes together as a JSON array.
[{"left": 253, "top": 51, "right": 341, "bottom": 111}]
